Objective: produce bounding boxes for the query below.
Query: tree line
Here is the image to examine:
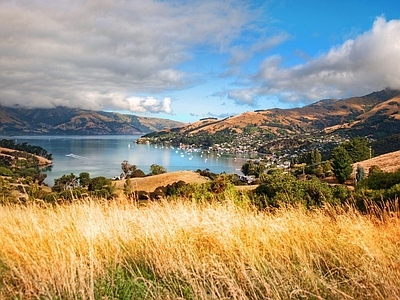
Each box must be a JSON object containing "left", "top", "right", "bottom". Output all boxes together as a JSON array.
[{"left": 0, "top": 139, "right": 53, "bottom": 160}]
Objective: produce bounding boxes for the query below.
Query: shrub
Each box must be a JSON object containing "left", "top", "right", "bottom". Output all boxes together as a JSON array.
[
  {"left": 254, "top": 173, "right": 342, "bottom": 209},
  {"left": 149, "top": 164, "right": 167, "bottom": 176},
  {"left": 89, "top": 176, "right": 112, "bottom": 192},
  {"left": 43, "top": 192, "right": 59, "bottom": 203},
  {"left": 130, "top": 169, "right": 146, "bottom": 178},
  {"left": 0, "top": 167, "right": 13, "bottom": 177}
]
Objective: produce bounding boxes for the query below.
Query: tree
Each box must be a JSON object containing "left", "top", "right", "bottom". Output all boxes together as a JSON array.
[
  {"left": 52, "top": 173, "right": 77, "bottom": 192},
  {"left": 121, "top": 160, "right": 137, "bottom": 177},
  {"left": 342, "top": 137, "right": 371, "bottom": 163},
  {"left": 331, "top": 146, "right": 353, "bottom": 184},
  {"left": 88, "top": 176, "right": 112, "bottom": 192},
  {"left": 310, "top": 149, "right": 322, "bottom": 165},
  {"left": 355, "top": 164, "right": 365, "bottom": 184},
  {"left": 121, "top": 160, "right": 131, "bottom": 176},
  {"left": 124, "top": 177, "right": 133, "bottom": 196},
  {"left": 149, "top": 164, "right": 167, "bottom": 176},
  {"left": 241, "top": 160, "right": 256, "bottom": 176},
  {"left": 79, "top": 172, "right": 91, "bottom": 187},
  {"left": 131, "top": 169, "right": 146, "bottom": 177},
  {"left": 241, "top": 160, "right": 266, "bottom": 178},
  {"left": 322, "top": 161, "right": 333, "bottom": 177}
]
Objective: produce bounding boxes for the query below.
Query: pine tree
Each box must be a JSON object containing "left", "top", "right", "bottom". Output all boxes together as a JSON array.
[{"left": 331, "top": 146, "right": 353, "bottom": 184}]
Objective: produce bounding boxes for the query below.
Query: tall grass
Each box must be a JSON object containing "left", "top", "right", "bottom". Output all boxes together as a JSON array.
[{"left": 0, "top": 197, "right": 400, "bottom": 299}]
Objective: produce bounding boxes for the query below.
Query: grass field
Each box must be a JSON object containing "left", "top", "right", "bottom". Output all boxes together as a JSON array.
[{"left": 0, "top": 197, "right": 400, "bottom": 299}]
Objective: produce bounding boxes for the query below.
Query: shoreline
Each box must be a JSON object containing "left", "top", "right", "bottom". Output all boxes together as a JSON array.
[{"left": 0, "top": 147, "right": 52, "bottom": 166}]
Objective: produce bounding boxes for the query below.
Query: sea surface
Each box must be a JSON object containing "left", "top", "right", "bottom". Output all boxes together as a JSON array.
[{"left": 1, "top": 135, "right": 248, "bottom": 186}]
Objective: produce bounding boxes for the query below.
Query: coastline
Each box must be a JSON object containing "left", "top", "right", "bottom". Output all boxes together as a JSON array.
[{"left": 0, "top": 147, "right": 52, "bottom": 166}]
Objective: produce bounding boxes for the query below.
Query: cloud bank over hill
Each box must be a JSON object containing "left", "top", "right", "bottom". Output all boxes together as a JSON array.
[
  {"left": 0, "top": 0, "right": 249, "bottom": 114},
  {"left": 230, "top": 17, "right": 400, "bottom": 105},
  {"left": 1, "top": 0, "right": 399, "bottom": 120}
]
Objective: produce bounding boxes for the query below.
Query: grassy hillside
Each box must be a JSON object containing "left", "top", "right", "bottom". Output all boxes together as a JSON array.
[
  {"left": 0, "top": 198, "right": 399, "bottom": 299},
  {"left": 154, "top": 89, "right": 400, "bottom": 137},
  {"left": 354, "top": 149, "right": 400, "bottom": 175},
  {"left": 139, "top": 89, "right": 400, "bottom": 155},
  {"left": 0, "top": 106, "right": 184, "bottom": 135}
]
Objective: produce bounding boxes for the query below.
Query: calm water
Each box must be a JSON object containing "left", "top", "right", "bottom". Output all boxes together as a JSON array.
[{"left": 1, "top": 135, "right": 247, "bottom": 185}]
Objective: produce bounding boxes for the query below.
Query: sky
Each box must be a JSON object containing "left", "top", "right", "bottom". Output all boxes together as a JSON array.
[{"left": 1, "top": 0, "right": 400, "bottom": 123}]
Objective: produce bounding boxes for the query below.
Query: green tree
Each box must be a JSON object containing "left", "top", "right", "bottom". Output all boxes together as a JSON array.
[
  {"left": 149, "top": 164, "right": 167, "bottom": 176},
  {"left": 331, "top": 146, "right": 353, "bottom": 184},
  {"left": 88, "top": 176, "right": 112, "bottom": 192},
  {"left": 310, "top": 149, "right": 322, "bottom": 165},
  {"left": 79, "top": 172, "right": 91, "bottom": 187},
  {"left": 342, "top": 137, "right": 371, "bottom": 163},
  {"left": 52, "top": 173, "right": 77, "bottom": 192},
  {"left": 241, "top": 160, "right": 266, "bottom": 178},
  {"left": 241, "top": 160, "right": 255, "bottom": 176},
  {"left": 322, "top": 160, "right": 333, "bottom": 177},
  {"left": 131, "top": 169, "right": 146, "bottom": 177}
]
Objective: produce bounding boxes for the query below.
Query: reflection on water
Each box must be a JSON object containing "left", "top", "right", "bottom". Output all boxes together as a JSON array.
[{"left": 1, "top": 135, "right": 247, "bottom": 186}]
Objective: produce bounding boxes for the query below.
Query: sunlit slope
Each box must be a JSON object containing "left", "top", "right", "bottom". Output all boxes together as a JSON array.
[{"left": 170, "top": 89, "right": 400, "bottom": 138}]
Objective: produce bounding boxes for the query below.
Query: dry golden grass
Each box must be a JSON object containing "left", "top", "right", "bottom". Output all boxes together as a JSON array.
[
  {"left": 354, "top": 150, "right": 400, "bottom": 175},
  {"left": 0, "top": 198, "right": 400, "bottom": 299},
  {"left": 114, "top": 171, "right": 209, "bottom": 193}
]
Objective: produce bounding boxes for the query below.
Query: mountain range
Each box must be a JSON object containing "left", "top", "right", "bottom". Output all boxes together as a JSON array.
[
  {"left": 169, "top": 88, "right": 400, "bottom": 139},
  {"left": 1, "top": 88, "right": 400, "bottom": 139},
  {"left": 0, "top": 106, "right": 184, "bottom": 135}
]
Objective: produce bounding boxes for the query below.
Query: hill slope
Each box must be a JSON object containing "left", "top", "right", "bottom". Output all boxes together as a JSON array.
[
  {"left": 0, "top": 106, "right": 184, "bottom": 135},
  {"left": 354, "top": 150, "right": 400, "bottom": 175},
  {"left": 114, "top": 170, "right": 209, "bottom": 193},
  {"left": 158, "top": 89, "right": 400, "bottom": 138}
]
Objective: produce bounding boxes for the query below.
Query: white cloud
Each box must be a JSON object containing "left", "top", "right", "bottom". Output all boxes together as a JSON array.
[
  {"left": 0, "top": 0, "right": 250, "bottom": 114},
  {"left": 230, "top": 17, "right": 400, "bottom": 105},
  {"left": 228, "top": 89, "right": 258, "bottom": 105}
]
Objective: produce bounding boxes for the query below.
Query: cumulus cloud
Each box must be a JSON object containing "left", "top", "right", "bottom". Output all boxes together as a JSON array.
[
  {"left": 230, "top": 17, "right": 400, "bottom": 105},
  {"left": 0, "top": 0, "right": 249, "bottom": 114},
  {"left": 228, "top": 89, "right": 258, "bottom": 105}
]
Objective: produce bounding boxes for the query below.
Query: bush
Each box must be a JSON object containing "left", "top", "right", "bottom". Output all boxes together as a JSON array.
[
  {"left": 0, "top": 167, "right": 13, "bottom": 177},
  {"left": 89, "top": 176, "right": 112, "bottom": 192},
  {"left": 149, "top": 164, "right": 167, "bottom": 176},
  {"left": 59, "top": 188, "right": 85, "bottom": 201},
  {"left": 130, "top": 169, "right": 146, "bottom": 178},
  {"left": 254, "top": 173, "right": 343, "bottom": 209},
  {"left": 43, "top": 192, "right": 59, "bottom": 203},
  {"left": 358, "top": 168, "right": 400, "bottom": 190}
]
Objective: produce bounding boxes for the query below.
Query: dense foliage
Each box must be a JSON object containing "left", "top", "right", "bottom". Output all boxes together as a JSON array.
[
  {"left": 331, "top": 146, "right": 353, "bottom": 183},
  {"left": 241, "top": 160, "right": 266, "bottom": 178},
  {"left": 341, "top": 137, "right": 371, "bottom": 163}
]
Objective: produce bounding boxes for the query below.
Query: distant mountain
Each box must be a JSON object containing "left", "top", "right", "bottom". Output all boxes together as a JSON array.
[
  {"left": 0, "top": 106, "right": 185, "bottom": 135},
  {"left": 154, "top": 88, "right": 400, "bottom": 138}
]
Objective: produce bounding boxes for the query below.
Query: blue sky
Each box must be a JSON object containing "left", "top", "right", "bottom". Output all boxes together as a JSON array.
[{"left": 1, "top": 0, "right": 399, "bottom": 123}]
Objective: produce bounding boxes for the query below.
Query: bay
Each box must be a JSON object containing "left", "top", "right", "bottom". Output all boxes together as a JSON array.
[{"left": 1, "top": 135, "right": 247, "bottom": 186}]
